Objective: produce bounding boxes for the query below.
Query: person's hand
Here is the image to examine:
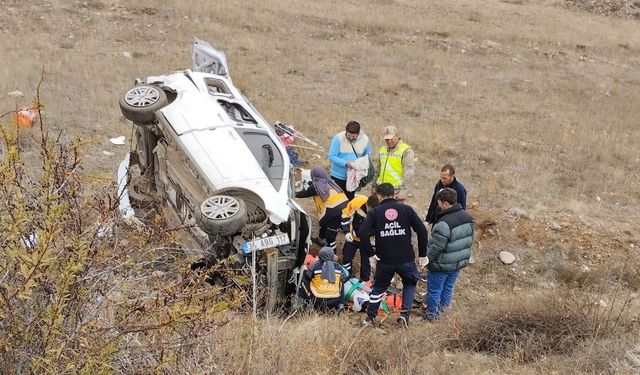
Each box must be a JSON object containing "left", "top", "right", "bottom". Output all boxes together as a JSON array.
[
  {"left": 369, "top": 256, "right": 378, "bottom": 275},
  {"left": 346, "top": 161, "right": 353, "bottom": 169},
  {"left": 395, "top": 189, "right": 407, "bottom": 202},
  {"left": 369, "top": 255, "right": 378, "bottom": 272},
  {"left": 344, "top": 232, "right": 354, "bottom": 242},
  {"left": 418, "top": 257, "right": 429, "bottom": 268}
]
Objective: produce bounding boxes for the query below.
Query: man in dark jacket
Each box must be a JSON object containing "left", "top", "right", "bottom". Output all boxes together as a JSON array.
[
  {"left": 425, "top": 164, "right": 467, "bottom": 226},
  {"left": 424, "top": 188, "right": 474, "bottom": 320},
  {"left": 359, "top": 183, "right": 428, "bottom": 327}
]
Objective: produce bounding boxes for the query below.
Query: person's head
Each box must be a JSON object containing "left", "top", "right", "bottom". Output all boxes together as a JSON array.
[
  {"left": 274, "top": 121, "right": 285, "bottom": 136},
  {"left": 440, "top": 164, "right": 456, "bottom": 186},
  {"left": 345, "top": 121, "right": 361, "bottom": 142},
  {"left": 318, "top": 246, "right": 335, "bottom": 262},
  {"left": 383, "top": 125, "right": 400, "bottom": 148},
  {"left": 376, "top": 183, "right": 395, "bottom": 200},
  {"left": 435, "top": 187, "right": 457, "bottom": 209},
  {"left": 310, "top": 166, "right": 329, "bottom": 181},
  {"left": 364, "top": 194, "right": 380, "bottom": 213}
]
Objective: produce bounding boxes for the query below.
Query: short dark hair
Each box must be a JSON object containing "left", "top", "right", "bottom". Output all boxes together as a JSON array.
[
  {"left": 441, "top": 164, "right": 455, "bottom": 175},
  {"left": 345, "top": 121, "right": 361, "bottom": 134},
  {"left": 366, "top": 194, "right": 380, "bottom": 211},
  {"left": 435, "top": 188, "right": 457, "bottom": 205},
  {"left": 376, "top": 183, "right": 395, "bottom": 198}
]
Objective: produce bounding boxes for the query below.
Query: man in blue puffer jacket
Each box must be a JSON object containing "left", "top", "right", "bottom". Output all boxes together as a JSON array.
[{"left": 424, "top": 187, "right": 474, "bottom": 321}]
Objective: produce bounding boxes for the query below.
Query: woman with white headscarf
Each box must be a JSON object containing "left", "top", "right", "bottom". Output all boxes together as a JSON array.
[{"left": 295, "top": 166, "right": 348, "bottom": 252}]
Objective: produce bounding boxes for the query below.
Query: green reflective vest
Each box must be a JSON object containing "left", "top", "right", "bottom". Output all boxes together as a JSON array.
[{"left": 376, "top": 142, "right": 410, "bottom": 187}]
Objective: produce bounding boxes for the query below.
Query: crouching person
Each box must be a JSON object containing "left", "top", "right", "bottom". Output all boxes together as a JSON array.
[
  {"left": 298, "top": 247, "right": 348, "bottom": 310},
  {"left": 340, "top": 194, "right": 379, "bottom": 282},
  {"left": 295, "top": 166, "right": 348, "bottom": 252}
]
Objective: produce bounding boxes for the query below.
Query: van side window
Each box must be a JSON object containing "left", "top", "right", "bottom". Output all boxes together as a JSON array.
[
  {"left": 217, "top": 99, "right": 257, "bottom": 124},
  {"left": 205, "top": 78, "right": 232, "bottom": 97}
]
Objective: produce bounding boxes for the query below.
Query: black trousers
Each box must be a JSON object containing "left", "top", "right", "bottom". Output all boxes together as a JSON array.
[
  {"left": 331, "top": 176, "right": 355, "bottom": 201},
  {"left": 319, "top": 216, "right": 341, "bottom": 252},
  {"left": 342, "top": 240, "right": 372, "bottom": 282}
]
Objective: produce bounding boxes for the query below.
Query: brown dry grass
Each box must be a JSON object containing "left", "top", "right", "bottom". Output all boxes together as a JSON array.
[{"left": 1, "top": 0, "right": 639, "bottom": 373}]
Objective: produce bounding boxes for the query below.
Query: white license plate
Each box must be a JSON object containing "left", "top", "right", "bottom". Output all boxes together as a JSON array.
[{"left": 241, "top": 234, "right": 290, "bottom": 253}]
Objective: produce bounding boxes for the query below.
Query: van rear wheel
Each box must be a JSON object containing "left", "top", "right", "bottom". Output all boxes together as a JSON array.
[{"left": 119, "top": 85, "right": 168, "bottom": 123}]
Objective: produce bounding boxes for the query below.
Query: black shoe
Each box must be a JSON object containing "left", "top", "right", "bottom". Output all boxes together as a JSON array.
[
  {"left": 311, "top": 236, "right": 327, "bottom": 246},
  {"left": 420, "top": 310, "right": 437, "bottom": 322},
  {"left": 396, "top": 314, "right": 409, "bottom": 329}
]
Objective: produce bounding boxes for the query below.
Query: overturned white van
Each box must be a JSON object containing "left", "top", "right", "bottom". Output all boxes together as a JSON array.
[{"left": 117, "top": 38, "right": 311, "bottom": 298}]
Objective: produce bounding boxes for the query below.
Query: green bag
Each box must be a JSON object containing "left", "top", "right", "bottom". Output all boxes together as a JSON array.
[
  {"left": 358, "top": 156, "right": 375, "bottom": 190},
  {"left": 350, "top": 142, "right": 375, "bottom": 191}
]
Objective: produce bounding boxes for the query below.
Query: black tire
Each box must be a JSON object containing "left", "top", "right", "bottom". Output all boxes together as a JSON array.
[
  {"left": 119, "top": 85, "right": 168, "bottom": 123},
  {"left": 198, "top": 195, "right": 248, "bottom": 236}
]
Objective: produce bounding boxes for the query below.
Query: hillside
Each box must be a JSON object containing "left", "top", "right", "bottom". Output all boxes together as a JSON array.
[{"left": 1, "top": 0, "right": 639, "bottom": 373}]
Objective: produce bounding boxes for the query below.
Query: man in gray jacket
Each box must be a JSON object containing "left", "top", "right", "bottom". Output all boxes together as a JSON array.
[{"left": 424, "top": 188, "right": 474, "bottom": 320}]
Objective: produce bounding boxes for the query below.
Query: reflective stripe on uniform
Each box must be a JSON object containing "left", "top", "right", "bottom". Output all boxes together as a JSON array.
[{"left": 369, "top": 292, "right": 384, "bottom": 304}]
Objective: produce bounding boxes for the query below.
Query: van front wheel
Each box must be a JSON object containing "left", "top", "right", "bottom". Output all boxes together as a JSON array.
[{"left": 198, "top": 195, "right": 248, "bottom": 236}]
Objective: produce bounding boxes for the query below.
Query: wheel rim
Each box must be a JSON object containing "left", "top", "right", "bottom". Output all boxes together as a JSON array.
[
  {"left": 124, "top": 86, "right": 160, "bottom": 107},
  {"left": 201, "top": 195, "right": 240, "bottom": 220}
]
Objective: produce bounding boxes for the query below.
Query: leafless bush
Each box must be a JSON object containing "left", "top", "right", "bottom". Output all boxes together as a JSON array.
[
  {"left": 611, "top": 343, "right": 640, "bottom": 373},
  {"left": 445, "top": 290, "right": 632, "bottom": 366},
  {"left": 0, "top": 89, "right": 234, "bottom": 373},
  {"left": 611, "top": 264, "right": 640, "bottom": 291}
]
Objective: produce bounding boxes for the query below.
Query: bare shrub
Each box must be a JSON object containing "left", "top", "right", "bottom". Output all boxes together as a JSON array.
[
  {"left": 0, "top": 92, "right": 234, "bottom": 373},
  {"left": 444, "top": 291, "right": 631, "bottom": 365},
  {"left": 610, "top": 343, "right": 640, "bottom": 373},
  {"left": 552, "top": 264, "right": 600, "bottom": 288},
  {"left": 611, "top": 264, "right": 640, "bottom": 291}
]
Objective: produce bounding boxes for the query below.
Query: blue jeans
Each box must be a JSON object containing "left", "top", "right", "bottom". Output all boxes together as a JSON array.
[
  {"left": 366, "top": 261, "right": 420, "bottom": 320},
  {"left": 425, "top": 269, "right": 460, "bottom": 319},
  {"left": 287, "top": 147, "right": 305, "bottom": 167}
]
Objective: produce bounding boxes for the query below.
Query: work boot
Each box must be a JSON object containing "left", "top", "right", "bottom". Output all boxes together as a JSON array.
[
  {"left": 420, "top": 309, "right": 438, "bottom": 322},
  {"left": 311, "top": 236, "right": 327, "bottom": 246}
]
